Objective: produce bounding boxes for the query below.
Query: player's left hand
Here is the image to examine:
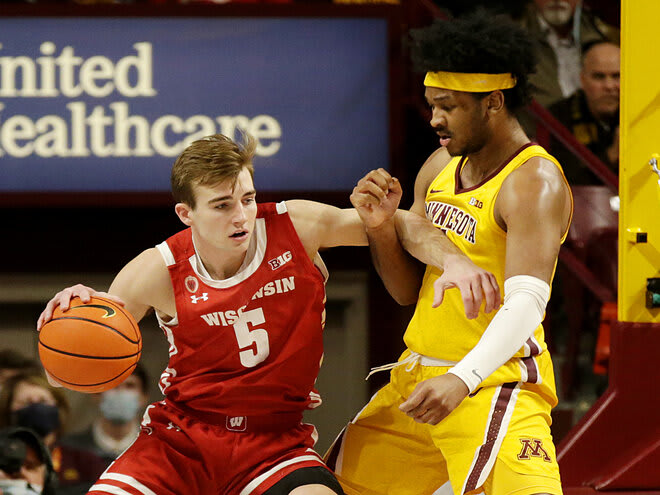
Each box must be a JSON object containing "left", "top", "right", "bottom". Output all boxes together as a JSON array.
[
  {"left": 350, "top": 168, "right": 402, "bottom": 230},
  {"left": 399, "top": 373, "right": 469, "bottom": 425},
  {"left": 432, "top": 254, "right": 501, "bottom": 319}
]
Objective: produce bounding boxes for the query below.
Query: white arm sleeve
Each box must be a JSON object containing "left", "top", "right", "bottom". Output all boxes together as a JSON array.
[{"left": 447, "top": 275, "right": 551, "bottom": 393}]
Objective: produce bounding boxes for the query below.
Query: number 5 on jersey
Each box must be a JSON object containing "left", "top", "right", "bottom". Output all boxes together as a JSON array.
[{"left": 233, "top": 308, "right": 270, "bottom": 368}]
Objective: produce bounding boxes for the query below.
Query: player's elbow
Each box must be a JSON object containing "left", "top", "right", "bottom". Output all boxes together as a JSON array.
[{"left": 388, "top": 288, "right": 420, "bottom": 306}]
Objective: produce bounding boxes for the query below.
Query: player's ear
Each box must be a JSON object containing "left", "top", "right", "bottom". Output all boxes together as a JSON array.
[
  {"left": 175, "top": 203, "right": 194, "bottom": 226},
  {"left": 486, "top": 90, "right": 505, "bottom": 114}
]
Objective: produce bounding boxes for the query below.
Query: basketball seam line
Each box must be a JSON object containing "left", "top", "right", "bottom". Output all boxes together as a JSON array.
[
  {"left": 43, "top": 316, "right": 140, "bottom": 344},
  {"left": 49, "top": 363, "right": 138, "bottom": 388},
  {"left": 38, "top": 341, "right": 141, "bottom": 360}
]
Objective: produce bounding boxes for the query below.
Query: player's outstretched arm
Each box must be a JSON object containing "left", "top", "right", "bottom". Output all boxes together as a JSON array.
[
  {"left": 361, "top": 152, "right": 501, "bottom": 314},
  {"left": 285, "top": 200, "right": 368, "bottom": 262},
  {"left": 394, "top": 209, "right": 501, "bottom": 318},
  {"left": 350, "top": 168, "right": 425, "bottom": 305}
]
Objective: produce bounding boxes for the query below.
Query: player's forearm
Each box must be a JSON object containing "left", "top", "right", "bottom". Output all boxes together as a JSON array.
[
  {"left": 367, "top": 219, "right": 423, "bottom": 305},
  {"left": 448, "top": 275, "right": 550, "bottom": 392},
  {"left": 394, "top": 210, "right": 465, "bottom": 270}
]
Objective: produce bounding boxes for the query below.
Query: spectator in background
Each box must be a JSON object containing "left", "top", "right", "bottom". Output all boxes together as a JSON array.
[
  {"left": 0, "top": 351, "right": 41, "bottom": 393},
  {"left": 0, "top": 373, "right": 106, "bottom": 495},
  {"left": 548, "top": 40, "right": 619, "bottom": 184},
  {"left": 519, "top": 0, "right": 618, "bottom": 108},
  {"left": 0, "top": 426, "right": 56, "bottom": 495},
  {"left": 61, "top": 364, "right": 150, "bottom": 466}
]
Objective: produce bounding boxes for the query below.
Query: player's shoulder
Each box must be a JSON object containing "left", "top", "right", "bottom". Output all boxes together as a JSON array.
[
  {"left": 511, "top": 155, "right": 566, "bottom": 184},
  {"left": 125, "top": 247, "right": 170, "bottom": 280},
  {"left": 501, "top": 155, "right": 570, "bottom": 206},
  {"left": 282, "top": 199, "right": 330, "bottom": 225},
  {"left": 415, "top": 147, "right": 453, "bottom": 191}
]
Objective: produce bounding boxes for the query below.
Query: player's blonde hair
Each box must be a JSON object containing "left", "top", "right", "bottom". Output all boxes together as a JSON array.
[{"left": 171, "top": 133, "right": 256, "bottom": 208}]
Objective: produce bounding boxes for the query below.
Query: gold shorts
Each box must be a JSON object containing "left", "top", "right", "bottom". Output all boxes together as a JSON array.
[{"left": 325, "top": 351, "right": 562, "bottom": 495}]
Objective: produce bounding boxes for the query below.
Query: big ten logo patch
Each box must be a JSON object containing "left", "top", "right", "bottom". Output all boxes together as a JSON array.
[
  {"left": 469, "top": 197, "right": 483, "bottom": 209},
  {"left": 517, "top": 438, "right": 552, "bottom": 462},
  {"left": 268, "top": 251, "right": 292, "bottom": 270},
  {"left": 226, "top": 415, "right": 247, "bottom": 432}
]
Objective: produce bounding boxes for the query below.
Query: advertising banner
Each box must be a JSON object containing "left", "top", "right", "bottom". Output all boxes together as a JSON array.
[{"left": 0, "top": 17, "right": 389, "bottom": 193}]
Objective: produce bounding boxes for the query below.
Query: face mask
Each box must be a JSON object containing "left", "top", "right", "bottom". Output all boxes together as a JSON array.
[
  {"left": 541, "top": 2, "right": 574, "bottom": 27},
  {"left": 99, "top": 389, "right": 141, "bottom": 424},
  {"left": 13, "top": 403, "right": 60, "bottom": 438},
  {"left": 0, "top": 479, "right": 42, "bottom": 495}
]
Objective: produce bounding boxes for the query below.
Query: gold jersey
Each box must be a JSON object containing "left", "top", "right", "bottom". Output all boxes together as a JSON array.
[{"left": 403, "top": 144, "right": 572, "bottom": 364}]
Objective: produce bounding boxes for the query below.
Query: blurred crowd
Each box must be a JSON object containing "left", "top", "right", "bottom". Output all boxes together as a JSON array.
[{"left": 0, "top": 349, "right": 150, "bottom": 495}]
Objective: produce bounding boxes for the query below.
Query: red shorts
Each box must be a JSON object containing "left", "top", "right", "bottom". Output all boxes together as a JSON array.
[{"left": 88, "top": 401, "right": 330, "bottom": 495}]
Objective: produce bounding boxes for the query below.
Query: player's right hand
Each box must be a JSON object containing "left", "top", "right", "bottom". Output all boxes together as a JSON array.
[
  {"left": 44, "top": 370, "right": 63, "bottom": 388},
  {"left": 36, "top": 284, "right": 125, "bottom": 331},
  {"left": 432, "top": 254, "right": 501, "bottom": 319},
  {"left": 350, "top": 168, "right": 402, "bottom": 230}
]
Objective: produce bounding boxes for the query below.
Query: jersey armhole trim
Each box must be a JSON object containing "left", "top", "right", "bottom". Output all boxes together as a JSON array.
[
  {"left": 276, "top": 201, "right": 288, "bottom": 214},
  {"left": 313, "top": 253, "right": 329, "bottom": 283},
  {"left": 156, "top": 241, "right": 176, "bottom": 267}
]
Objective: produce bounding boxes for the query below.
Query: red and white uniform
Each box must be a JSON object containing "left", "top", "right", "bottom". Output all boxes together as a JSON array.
[{"left": 90, "top": 202, "right": 332, "bottom": 495}]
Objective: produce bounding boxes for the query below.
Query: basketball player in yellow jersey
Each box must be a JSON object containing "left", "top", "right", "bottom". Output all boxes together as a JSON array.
[{"left": 326, "top": 13, "right": 573, "bottom": 495}]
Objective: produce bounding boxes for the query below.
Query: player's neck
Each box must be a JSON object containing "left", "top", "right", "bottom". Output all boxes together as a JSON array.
[
  {"left": 200, "top": 250, "right": 246, "bottom": 280},
  {"left": 192, "top": 232, "right": 250, "bottom": 280},
  {"left": 464, "top": 119, "right": 530, "bottom": 181}
]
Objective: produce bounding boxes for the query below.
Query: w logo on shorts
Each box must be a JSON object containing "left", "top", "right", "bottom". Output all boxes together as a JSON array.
[
  {"left": 517, "top": 438, "right": 552, "bottom": 462},
  {"left": 226, "top": 415, "right": 247, "bottom": 432}
]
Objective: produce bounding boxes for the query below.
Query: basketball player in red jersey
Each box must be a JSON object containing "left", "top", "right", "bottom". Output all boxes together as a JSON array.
[{"left": 37, "top": 133, "right": 499, "bottom": 495}]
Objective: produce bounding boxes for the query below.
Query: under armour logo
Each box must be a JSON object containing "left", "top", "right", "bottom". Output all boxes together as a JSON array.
[
  {"left": 190, "top": 293, "right": 209, "bottom": 304},
  {"left": 167, "top": 422, "right": 181, "bottom": 432},
  {"left": 226, "top": 416, "right": 247, "bottom": 432}
]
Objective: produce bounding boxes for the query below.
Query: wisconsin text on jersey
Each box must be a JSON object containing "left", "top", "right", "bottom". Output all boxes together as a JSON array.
[
  {"left": 200, "top": 276, "right": 296, "bottom": 327},
  {"left": 426, "top": 201, "right": 477, "bottom": 244}
]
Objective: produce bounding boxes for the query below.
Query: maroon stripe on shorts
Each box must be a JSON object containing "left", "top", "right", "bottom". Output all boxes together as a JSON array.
[
  {"left": 464, "top": 382, "right": 517, "bottom": 493},
  {"left": 521, "top": 356, "right": 539, "bottom": 384},
  {"left": 526, "top": 337, "right": 540, "bottom": 356}
]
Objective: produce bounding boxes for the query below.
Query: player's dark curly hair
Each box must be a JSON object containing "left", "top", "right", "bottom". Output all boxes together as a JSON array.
[{"left": 409, "top": 11, "right": 537, "bottom": 111}]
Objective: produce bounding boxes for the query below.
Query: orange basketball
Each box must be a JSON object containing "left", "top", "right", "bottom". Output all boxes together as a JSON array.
[{"left": 38, "top": 296, "right": 142, "bottom": 393}]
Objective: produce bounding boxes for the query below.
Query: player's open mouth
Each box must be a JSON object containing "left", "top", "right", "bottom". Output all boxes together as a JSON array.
[
  {"left": 439, "top": 134, "right": 451, "bottom": 147},
  {"left": 230, "top": 231, "right": 248, "bottom": 239}
]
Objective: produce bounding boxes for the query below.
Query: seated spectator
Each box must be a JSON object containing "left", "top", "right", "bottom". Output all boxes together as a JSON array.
[
  {"left": 0, "top": 350, "right": 40, "bottom": 393},
  {"left": 519, "top": 0, "right": 619, "bottom": 108},
  {"left": 548, "top": 40, "right": 619, "bottom": 184},
  {"left": 0, "top": 373, "right": 106, "bottom": 495},
  {"left": 0, "top": 426, "right": 55, "bottom": 495},
  {"left": 61, "top": 364, "right": 150, "bottom": 466}
]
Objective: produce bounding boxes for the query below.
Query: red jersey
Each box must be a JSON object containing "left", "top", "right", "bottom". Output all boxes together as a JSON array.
[{"left": 154, "top": 202, "right": 327, "bottom": 420}]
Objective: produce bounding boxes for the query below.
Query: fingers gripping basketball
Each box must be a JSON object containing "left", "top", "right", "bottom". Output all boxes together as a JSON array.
[{"left": 38, "top": 296, "right": 142, "bottom": 393}]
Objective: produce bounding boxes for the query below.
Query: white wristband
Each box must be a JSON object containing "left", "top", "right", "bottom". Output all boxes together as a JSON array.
[{"left": 447, "top": 275, "right": 550, "bottom": 393}]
